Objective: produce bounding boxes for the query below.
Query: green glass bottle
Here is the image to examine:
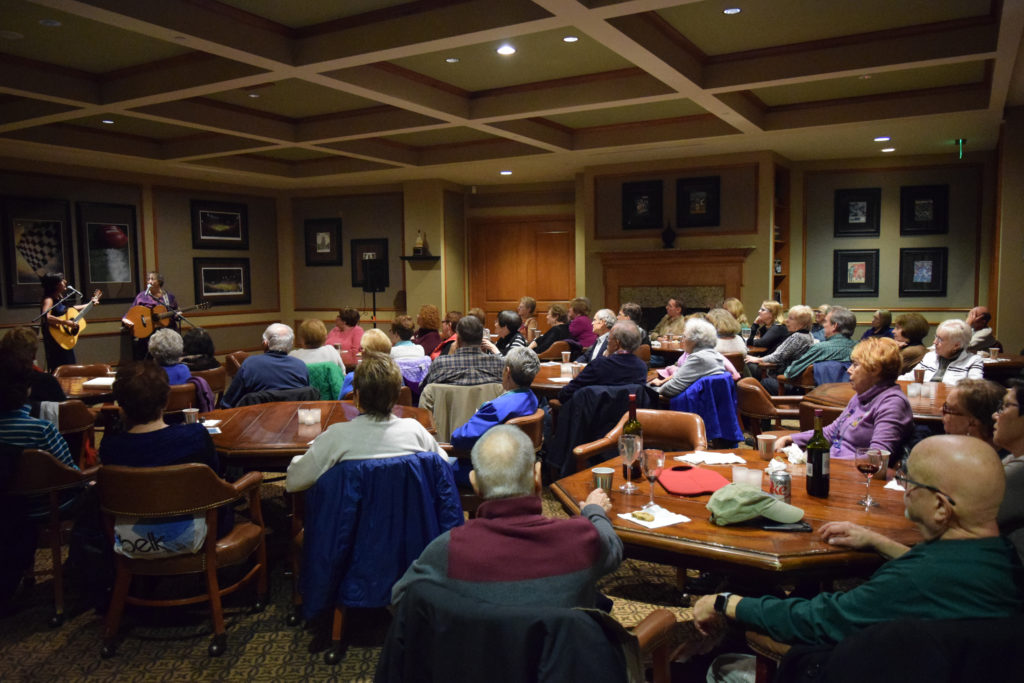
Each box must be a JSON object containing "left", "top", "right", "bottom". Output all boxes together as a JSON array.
[
  {"left": 622, "top": 393, "right": 643, "bottom": 479},
  {"left": 805, "top": 408, "right": 830, "bottom": 498}
]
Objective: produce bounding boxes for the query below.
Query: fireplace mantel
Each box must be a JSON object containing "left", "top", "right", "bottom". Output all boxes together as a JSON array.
[{"left": 599, "top": 248, "right": 754, "bottom": 312}]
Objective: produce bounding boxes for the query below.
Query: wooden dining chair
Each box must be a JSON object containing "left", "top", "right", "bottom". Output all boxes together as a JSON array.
[
  {"left": 736, "top": 377, "right": 801, "bottom": 435},
  {"left": 507, "top": 407, "right": 545, "bottom": 453},
  {"left": 776, "top": 364, "right": 816, "bottom": 395},
  {"left": 164, "top": 382, "right": 197, "bottom": 419},
  {"left": 536, "top": 340, "right": 570, "bottom": 361},
  {"left": 53, "top": 363, "right": 111, "bottom": 378},
  {"left": 57, "top": 399, "right": 97, "bottom": 468},
  {"left": 190, "top": 366, "right": 227, "bottom": 404},
  {"left": 634, "top": 344, "right": 651, "bottom": 363},
  {"left": 224, "top": 351, "right": 248, "bottom": 378},
  {"left": 573, "top": 409, "right": 708, "bottom": 470}
]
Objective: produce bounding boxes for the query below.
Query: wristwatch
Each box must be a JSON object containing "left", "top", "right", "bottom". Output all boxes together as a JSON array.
[{"left": 714, "top": 592, "right": 733, "bottom": 614}]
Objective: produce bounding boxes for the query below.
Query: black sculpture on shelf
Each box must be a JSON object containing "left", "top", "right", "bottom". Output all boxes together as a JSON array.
[{"left": 661, "top": 221, "right": 676, "bottom": 249}]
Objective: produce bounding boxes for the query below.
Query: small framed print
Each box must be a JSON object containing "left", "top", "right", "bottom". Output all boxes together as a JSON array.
[
  {"left": 193, "top": 257, "right": 251, "bottom": 306},
  {"left": 190, "top": 200, "right": 249, "bottom": 249},
  {"left": 899, "top": 247, "right": 947, "bottom": 297},
  {"left": 304, "top": 218, "right": 342, "bottom": 266},
  {"left": 621, "top": 180, "right": 663, "bottom": 230},
  {"left": 2, "top": 197, "right": 73, "bottom": 307},
  {"left": 900, "top": 185, "right": 948, "bottom": 235},
  {"left": 834, "top": 188, "right": 881, "bottom": 237},
  {"left": 676, "top": 176, "right": 720, "bottom": 228},
  {"left": 833, "top": 249, "right": 879, "bottom": 297}
]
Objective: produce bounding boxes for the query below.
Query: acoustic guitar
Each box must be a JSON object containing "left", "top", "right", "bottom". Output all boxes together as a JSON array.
[
  {"left": 50, "top": 289, "right": 103, "bottom": 350},
  {"left": 124, "top": 301, "right": 210, "bottom": 339}
]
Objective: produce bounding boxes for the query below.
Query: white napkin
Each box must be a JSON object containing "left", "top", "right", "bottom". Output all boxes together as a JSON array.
[
  {"left": 782, "top": 444, "right": 807, "bottom": 464},
  {"left": 82, "top": 376, "right": 115, "bottom": 388},
  {"left": 618, "top": 505, "right": 690, "bottom": 529},
  {"left": 201, "top": 419, "right": 221, "bottom": 427},
  {"left": 766, "top": 458, "right": 788, "bottom": 473},
  {"left": 541, "top": 361, "right": 561, "bottom": 367},
  {"left": 674, "top": 451, "right": 746, "bottom": 465},
  {"left": 547, "top": 376, "right": 572, "bottom": 383},
  {"left": 884, "top": 479, "right": 906, "bottom": 492}
]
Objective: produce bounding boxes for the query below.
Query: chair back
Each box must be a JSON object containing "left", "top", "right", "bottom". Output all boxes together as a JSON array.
[
  {"left": 813, "top": 361, "right": 852, "bottom": 385},
  {"left": 670, "top": 373, "right": 744, "bottom": 445},
  {"left": 224, "top": 350, "right": 248, "bottom": 377},
  {"left": 397, "top": 385, "right": 413, "bottom": 406},
  {"left": 53, "top": 363, "right": 111, "bottom": 378},
  {"left": 97, "top": 463, "right": 242, "bottom": 518},
  {"left": 58, "top": 399, "right": 96, "bottom": 468},
  {"left": 507, "top": 408, "right": 545, "bottom": 452},
  {"left": 779, "top": 364, "right": 816, "bottom": 395},
  {"left": 420, "top": 383, "right": 503, "bottom": 442},
  {"left": 190, "top": 366, "right": 227, "bottom": 402},
  {"left": 736, "top": 377, "right": 780, "bottom": 419},
  {"left": 722, "top": 352, "right": 745, "bottom": 375},
  {"left": 607, "top": 409, "right": 708, "bottom": 452},
  {"left": 164, "top": 382, "right": 197, "bottom": 416},
  {"left": 634, "top": 344, "right": 651, "bottom": 363},
  {"left": 798, "top": 402, "right": 844, "bottom": 431},
  {"left": 537, "top": 340, "right": 570, "bottom": 360},
  {"left": 8, "top": 449, "right": 95, "bottom": 495}
]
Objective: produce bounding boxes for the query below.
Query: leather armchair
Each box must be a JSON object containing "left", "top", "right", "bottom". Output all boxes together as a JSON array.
[
  {"left": 736, "top": 377, "right": 801, "bottom": 435},
  {"left": 52, "top": 363, "right": 111, "bottom": 378},
  {"left": 775, "top": 364, "right": 815, "bottom": 395},
  {"left": 537, "top": 339, "right": 570, "bottom": 360},
  {"left": 573, "top": 409, "right": 708, "bottom": 468}
]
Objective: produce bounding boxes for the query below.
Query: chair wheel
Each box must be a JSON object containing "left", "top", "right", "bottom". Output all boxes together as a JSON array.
[
  {"left": 49, "top": 613, "right": 65, "bottom": 628},
  {"left": 208, "top": 634, "right": 227, "bottom": 657},
  {"left": 286, "top": 612, "right": 301, "bottom": 627},
  {"left": 100, "top": 643, "right": 116, "bottom": 659}
]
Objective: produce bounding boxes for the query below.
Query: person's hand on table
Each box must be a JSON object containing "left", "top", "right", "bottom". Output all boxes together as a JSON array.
[
  {"left": 819, "top": 521, "right": 909, "bottom": 559},
  {"left": 582, "top": 487, "right": 611, "bottom": 513},
  {"left": 648, "top": 376, "right": 668, "bottom": 387},
  {"left": 744, "top": 356, "right": 759, "bottom": 364},
  {"left": 692, "top": 595, "right": 727, "bottom": 636},
  {"left": 773, "top": 435, "right": 793, "bottom": 451}
]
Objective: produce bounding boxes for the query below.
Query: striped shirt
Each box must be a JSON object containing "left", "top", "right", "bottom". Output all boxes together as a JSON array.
[{"left": 0, "top": 405, "right": 76, "bottom": 469}]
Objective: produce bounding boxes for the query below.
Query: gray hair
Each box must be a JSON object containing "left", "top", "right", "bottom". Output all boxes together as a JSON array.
[
  {"left": 471, "top": 425, "right": 536, "bottom": 500},
  {"left": 938, "top": 319, "right": 972, "bottom": 352},
  {"left": 148, "top": 328, "right": 183, "bottom": 365},
  {"left": 506, "top": 346, "right": 540, "bottom": 387},
  {"left": 263, "top": 323, "right": 295, "bottom": 353},
  {"left": 683, "top": 318, "right": 718, "bottom": 349},
  {"left": 609, "top": 320, "right": 642, "bottom": 352},
  {"left": 594, "top": 308, "right": 616, "bottom": 329},
  {"left": 827, "top": 306, "right": 857, "bottom": 337}
]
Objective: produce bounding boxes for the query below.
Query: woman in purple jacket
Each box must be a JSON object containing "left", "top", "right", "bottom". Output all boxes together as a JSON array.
[
  {"left": 568, "top": 297, "right": 596, "bottom": 349},
  {"left": 775, "top": 337, "right": 913, "bottom": 461}
]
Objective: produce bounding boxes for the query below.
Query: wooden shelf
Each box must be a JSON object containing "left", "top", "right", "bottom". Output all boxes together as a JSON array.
[{"left": 400, "top": 255, "right": 439, "bottom": 262}]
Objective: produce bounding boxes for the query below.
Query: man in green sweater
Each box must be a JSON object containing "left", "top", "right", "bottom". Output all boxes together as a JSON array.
[
  {"left": 694, "top": 435, "right": 1024, "bottom": 645},
  {"left": 766, "top": 306, "right": 857, "bottom": 393}
]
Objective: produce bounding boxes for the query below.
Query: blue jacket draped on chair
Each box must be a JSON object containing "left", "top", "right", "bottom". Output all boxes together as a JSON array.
[{"left": 669, "top": 373, "right": 743, "bottom": 446}]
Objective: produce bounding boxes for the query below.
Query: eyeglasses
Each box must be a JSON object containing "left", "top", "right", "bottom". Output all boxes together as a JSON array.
[
  {"left": 998, "top": 401, "right": 1020, "bottom": 414},
  {"left": 895, "top": 467, "right": 956, "bottom": 506},
  {"left": 940, "top": 404, "right": 965, "bottom": 416}
]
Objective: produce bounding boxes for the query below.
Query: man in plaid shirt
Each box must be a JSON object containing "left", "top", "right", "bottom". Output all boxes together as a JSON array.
[{"left": 420, "top": 315, "right": 504, "bottom": 391}]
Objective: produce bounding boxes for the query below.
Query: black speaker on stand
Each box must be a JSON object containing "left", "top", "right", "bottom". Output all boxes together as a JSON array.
[{"left": 362, "top": 253, "right": 388, "bottom": 328}]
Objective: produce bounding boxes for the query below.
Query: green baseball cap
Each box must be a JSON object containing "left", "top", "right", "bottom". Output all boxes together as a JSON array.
[{"left": 706, "top": 483, "right": 804, "bottom": 526}]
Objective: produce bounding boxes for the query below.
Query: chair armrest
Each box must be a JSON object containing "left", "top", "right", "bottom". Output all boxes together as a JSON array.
[
  {"left": 772, "top": 396, "right": 804, "bottom": 406},
  {"left": 80, "top": 465, "right": 100, "bottom": 479},
  {"left": 635, "top": 608, "right": 676, "bottom": 683},
  {"left": 438, "top": 442, "right": 454, "bottom": 454},
  {"left": 572, "top": 436, "right": 615, "bottom": 460},
  {"left": 232, "top": 471, "right": 264, "bottom": 496}
]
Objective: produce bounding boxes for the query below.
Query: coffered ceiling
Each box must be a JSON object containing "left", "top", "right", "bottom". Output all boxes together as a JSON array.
[{"left": 0, "top": 0, "right": 1020, "bottom": 189}]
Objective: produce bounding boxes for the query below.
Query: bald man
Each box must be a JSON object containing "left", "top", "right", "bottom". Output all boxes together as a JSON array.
[
  {"left": 967, "top": 306, "right": 996, "bottom": 353},
  {"left": 693, "top": 435, "right": 1024, "bottom": 646}
]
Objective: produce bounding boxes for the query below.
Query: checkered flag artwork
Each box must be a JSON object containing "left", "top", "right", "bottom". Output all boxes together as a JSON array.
[{"left": 14, "top": 219, "right": 62, "bottom": 281}]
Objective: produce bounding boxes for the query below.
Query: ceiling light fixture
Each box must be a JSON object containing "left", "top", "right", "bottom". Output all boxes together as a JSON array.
[
  {"left": 0, "top": 30, "right": 24, "bottom": 40},
  {"left": 101, "top": 119, "right": 114, "bottom": 125},
  {"left": 445, "top": 57, "right": 459, "bottom": 63},
  {"left": 496, "top": 44, "right": 516, "bottom": 56},
  {"left": 499, "top": 170, "right": 512, "bottom": 176},
  {"left": 38, "top": 19, "right": 61, "bottom": 27},
  {"left": 873, "top": 136, "right": 890, "bottom": 142},
  {"left": 723, "top": 8, "right": 741, "bottom": 15},
  {"left": 881, "top": 147, "right": 895, "bottom": 153},
  {"left": 858, "top": 74, "right": 872, "bottom": 80},
  {"left": 563, "top": 35, "right": 579, "bottom": 43},
  {"left": 247, "top": 92, "right": 260, "bottom": 98}
]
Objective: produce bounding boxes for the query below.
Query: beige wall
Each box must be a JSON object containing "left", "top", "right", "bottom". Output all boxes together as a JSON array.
[{"left": 996, "top": 108, "right": 1024, "bottom": 353}]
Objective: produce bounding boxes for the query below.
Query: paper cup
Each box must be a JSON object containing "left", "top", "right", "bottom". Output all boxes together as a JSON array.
[
  {"left": 561, "top": 351, "right": 571, "bottom": 363},
  {"left": 592, "top": 467, "right": 614, "bottom": 492},
  {"left": 913, "top": 368, "right": 925, "bottom": 383},
  {"left": 756, "top": 434, "right": 777, "bottom": 461},
  {"left": 183, "top": 408, "right": 199, "bottom": 424}
]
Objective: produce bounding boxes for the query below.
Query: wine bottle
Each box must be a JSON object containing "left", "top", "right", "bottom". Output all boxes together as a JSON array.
[
  {"left": 622, "top": 393, "right": 643, "bottom": 479},
  {"left": 805, "top": 408, "right": 830, "bottom": 498}
]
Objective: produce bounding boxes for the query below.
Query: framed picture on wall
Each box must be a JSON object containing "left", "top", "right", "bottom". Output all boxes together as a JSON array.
[
  {"left": 676, "top": 176, "right": 720, "bottom": 228},
  {"left": 833, "top": 188, "right": 881, "bottom": 237},
  {"left": 621, "top": 180, "right": 663, "bottom": 230},
  {"left": 900, "top": 185, "right": 948, "bottom": 235},
  {"left": 832, "top": 249, "right": 879, "bottom": 297},
  {"left": 304, "top": 218, "right": 342, "bottom": 266},
  {"left": 899, "top": 247, "right": 947, "bottom": 297},
  {"left": 190, "top": 200, "right": 249, "bottom": 249},
  {"left": 76, "top": 202, "right": 140, "bottom": 303},
  {"left": 2, "top": 196, "right": 73, "bottom": 307},
  {"left": 351, "top": 238, "right": 389, "bottom": 290},
  {"left": 193, "top": 257, "right": 251, "bottom": 305}
]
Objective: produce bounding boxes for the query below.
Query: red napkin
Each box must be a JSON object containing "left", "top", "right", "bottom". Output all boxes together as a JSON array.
[{"left": 657, "top": 466, "right": 731, "bottom": 496}]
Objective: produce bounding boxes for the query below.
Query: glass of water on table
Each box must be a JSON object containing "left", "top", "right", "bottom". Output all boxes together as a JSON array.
[{"left": 618, "top": 434, "right": 641, "bottom": 493}]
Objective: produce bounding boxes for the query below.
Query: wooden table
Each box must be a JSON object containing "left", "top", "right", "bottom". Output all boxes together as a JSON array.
[
  {"left": 803, "top": 380, "right": 946, "bottom": 425},
  {"left": 551, "top": 450, "right": 920, "bottom": 582},
  {"left": 202, "top": 400, "right": 435, "bottom": 470},
  {"left": 531, "top": 363, "right": 661, "bottom": 400},
  {"left": 58, "top": 375, "right": 115, "bottom": 401},
  {"left": 983, "top": 354, "right": 1024, "bottom": 382}
]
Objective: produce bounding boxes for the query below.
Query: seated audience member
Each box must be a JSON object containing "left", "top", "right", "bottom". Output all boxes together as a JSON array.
[
  {"left": 467, "top": 307, "right": 487, "bottom": 326},
  {"left": 994, "top": 380, "right": 1024, "bottom": 558},
  {"left": 0, "top": 355, "right": 74, "bottom": 467},
  {"left": 617, "top": 302, "right": 652, "bottom": 348},
  {"left": 766, "top": 306, "right": 857, "bottom": 393},
  {"left": 181, "top": 328, "right": 220, "bottom": 371},
  {"left": 412, "top": 305, "right": 442, "bottom": 356},
  {"left": 568, "top": 297, "right": 596, "bottom": 349},
  {"left": 694, "top": 435, "right": 1024, "bottom": 645},
  {"left": 649, "top": 318, "right": 726, "bottom": 398},
  {"left": 558, "top": 321, "right": 647, "bottom": 404},
  {"left": 391, "top": 425, "right": 620, "bottom": 609},
  {"left": 967, "top": 306, "right": 997, "bottom": 353},
  {"left": 491, "top": 310, "right": 527, "bottom": 356},
  {"left": 451, "top": 347, "right": 540, "bottom": 451},
  {"left": 220, "top": 323, "right": 310, "bottom": 408},
  {"left": 745, "top": 305, "right": 814, "bottom": 383},
  {"left": 722, "top": 297, "right": 749, "bottom": 328},
  {"left": 528, "top": 304, "right": 571, "bottom": 355},
  {"left": 893, "top": 313, "right": 929, "bottom": 374},
  {"left": 340, "top": 328, "right": 392, "bottom": 399},
  {"left": 942, "top": 379, "right": 1004, "bottom": 449},
  {"left": 148, "top": 328, "right": 191, "bottom": 385},
  {"left": 517, "top": 297, "right": 537, "bottom": 336},
  {"left": 286, "top": 353, "right": 440, "bottom": 493},
  {"left": 325, "top": 307, "right": 363, "bottom": 361},
  {"left": 431, "top": 311, "right": 462, "bottom": 360},
  {"left": 0, "top": 327, "right": 66, "bottom": 404},
  {"left": 651, "top": 296, "right": 687, "bottom": 338},
  {"left": 420, "top": 316, "right": 505, "bottom": 391},
  {"left": 707, "top": 308, "right": 747, "bottom": 355},
  {"left": 860, "top": 308, "right": 895, "bottom": 340},
  {"left": 579, "top": 308, "right": 616, "bottom": 363},
  {"left": 899, "top": 319, "right": 984, "bottom": 386},
  {"left": 811, "top": 304, "right": 830, "bottom": 342},
  {"left": 775, "top": 337, "right": 913, "bottom": 460},
  {"left": 390, "top": 315, "right": 426, "bottom": 358},
  {"left": 289, "top": 318, "right": 345, "bottom": 368},
  {"left": 746, "top": 300, "right": 790, "bottom": 354}
]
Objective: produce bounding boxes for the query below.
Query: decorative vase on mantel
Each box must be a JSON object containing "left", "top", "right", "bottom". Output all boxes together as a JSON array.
[{"left": 660, "top": 221, "right": 676, "bottom": 249}]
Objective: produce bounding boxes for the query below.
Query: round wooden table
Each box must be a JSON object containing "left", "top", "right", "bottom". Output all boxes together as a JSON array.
[{"left": 803, "top": 380, "right": 946, "bottom": 425}]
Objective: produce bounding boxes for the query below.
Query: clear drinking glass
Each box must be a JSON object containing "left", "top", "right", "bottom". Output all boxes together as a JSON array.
[
  {"left": 855, "top": 447, "right": 883, "bottom": 508},
  {"left": 618, "top": 434, "right": 641, "bottom": 493},
  {"left": 641, "top": 449, "right": 665, "bottom": 508}
]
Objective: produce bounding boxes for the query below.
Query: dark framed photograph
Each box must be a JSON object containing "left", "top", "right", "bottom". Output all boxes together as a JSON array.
[
  {"left": 304, "top": 218, "right": 343, "bottom": 266},
  {"left": 2, "top": 196, "right": 73, "bottom": 307},
  {"left": 193, "top": 257, "right": 250, "bottom": 305},
  {"left": 676, "top": 176, "right": 720, "bottom": 228},
  {"left": 834, "top": 188, "right": 881, "bottom": 237},
  {"left": 190, "top": 200, "right": 249, "bottom": 249},
  {"left": 900, "top": 185, "right": 948, "bottom": 235},
  {"left": 351, "top": 238, "right": 389, "bottom": 290},
  {"left": 832, "top": 249, "right": 879, "bottom": 297},
  {"left": 76, "top": 202, "right": 140, "bottom": 303},
  {"left": 621, "top": 180, "right": 663, "bottom": 230},
  {"left": 899, "top": 247, "right": 948, "bottom": 297}
]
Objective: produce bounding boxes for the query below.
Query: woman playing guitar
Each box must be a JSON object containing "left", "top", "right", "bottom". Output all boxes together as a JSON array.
[
  {"left": 40, "top": 272, "right": 101, "bottom": 371},
  {"left": 122, "top": 271, "right": 178, "bottom": 361}
]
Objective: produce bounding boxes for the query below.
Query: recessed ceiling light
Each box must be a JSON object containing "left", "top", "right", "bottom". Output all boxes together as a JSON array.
[
  {"left": 496, "top": 44, "right": 516, "bottom": 56},
  {"left": 499, "top": 170, "right": 512, "bottom": 176},
  {"left": 563, "top": 35, "right": 579, "bottom": 43},
  {"left": 173, "top": 35, "right": 187, "bottom": 42},
  {"left": 247, "top": 92, "right": 260, "bottom": 98},
  {"left": 858, "top": 74, "right": 872, "bottom": 80},
  {"left": 0, "top": 30, "right": 24, "bottom": 40},
  {"left": 445, "top": 57, "right": 459, "bottom": 64},
  {"left": 723, "top": 8, "right": 741, "bottom": 15},
  {"left": 38, "top": 19, "right": 61, "bottom": 27},
  {"left": 873, "top": 136, "right": 891, "bottom": 142},
  {"left": 101, "top": 119, "right": 114, "bottom": 125},
  {"left": 881, "top": 147, "right": 895, "bottom": 153}
]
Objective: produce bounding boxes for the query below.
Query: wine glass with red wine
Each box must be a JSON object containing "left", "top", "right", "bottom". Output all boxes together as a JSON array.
[
  {"left": 855, "top": 447, "right": 883, "bottom": 508},
  {"left": 641, "top": 449, "right": 665, "bottom": 509}
]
